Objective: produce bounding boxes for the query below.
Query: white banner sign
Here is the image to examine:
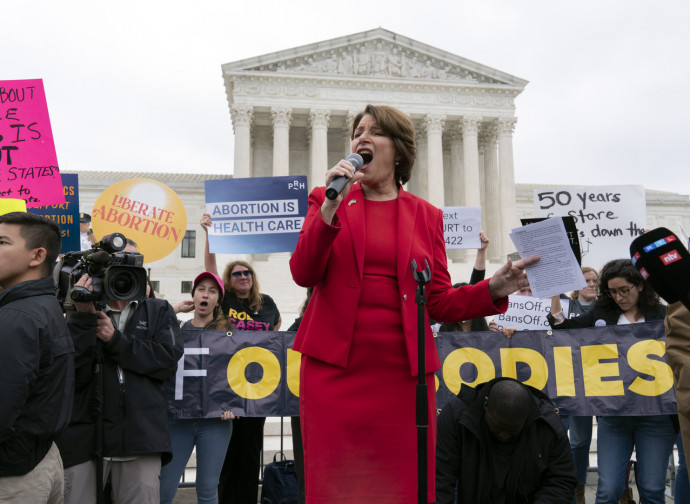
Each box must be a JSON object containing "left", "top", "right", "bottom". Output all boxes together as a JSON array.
[
  {"left": 492, "top": 295, "right": 569, "bottom": 332},
  {"left": 533, "top": 185, "right": 646, "bottom": 268},
  {"left": 441, "top": 206, "right": 481, "bottom": 249}
]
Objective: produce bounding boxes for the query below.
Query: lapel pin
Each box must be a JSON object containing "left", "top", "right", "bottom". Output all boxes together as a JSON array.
[{"left": 348, "top": 199, "right": 357, "bottom": 206}]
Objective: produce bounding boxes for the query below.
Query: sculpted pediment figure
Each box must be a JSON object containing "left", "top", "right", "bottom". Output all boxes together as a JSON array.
[{"left": 223, "top": 28, "right": 527, "bottom": 88}]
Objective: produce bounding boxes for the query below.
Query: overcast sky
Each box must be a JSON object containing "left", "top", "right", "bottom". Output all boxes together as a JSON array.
[{"left": 5, "top": 0, "right": 689, "bottom": 195}]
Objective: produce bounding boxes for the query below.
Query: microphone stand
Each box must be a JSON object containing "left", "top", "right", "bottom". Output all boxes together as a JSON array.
[{"left": 411, "top": 259, "right": 431, "bottom": 504}]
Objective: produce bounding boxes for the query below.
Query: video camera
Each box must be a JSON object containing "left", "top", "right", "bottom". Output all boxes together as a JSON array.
[{"left": 54, "top": 233, "right": 148, "bottom": 311}]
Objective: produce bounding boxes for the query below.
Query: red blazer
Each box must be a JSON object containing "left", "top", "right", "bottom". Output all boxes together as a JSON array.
[{"left": 290, "top": 184, "right": 508, "bottom": 376}]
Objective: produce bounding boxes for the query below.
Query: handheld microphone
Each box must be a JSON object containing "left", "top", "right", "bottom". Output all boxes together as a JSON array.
[
  {"left": 629, "top": 227, "right": 690, "bottom": 310},
  {"left": 325, "top": 153, "right": 364, "bottom": 200}
]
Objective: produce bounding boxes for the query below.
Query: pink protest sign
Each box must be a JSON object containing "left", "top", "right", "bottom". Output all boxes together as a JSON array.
[{"left": 0, "top": 79, "right": 65, "bottom": 208}]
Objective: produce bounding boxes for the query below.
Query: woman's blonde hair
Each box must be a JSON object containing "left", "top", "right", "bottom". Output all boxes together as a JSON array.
[
  {"left": 570, "top": 266, "right": 599, "bottom": 300},
  {"left": 222, "top": 260, "right": 263, "bottom": 313}
]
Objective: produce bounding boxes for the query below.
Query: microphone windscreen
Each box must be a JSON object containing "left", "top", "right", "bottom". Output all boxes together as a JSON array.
[
  {"left": 346, "top": 153, "right": 364, "bottom": 171},
  {"left": 88, "top": 250, "right": 111, "bottom": 264},
  {"left": 630, "top": 227, "right": 690, "bottom": 304}
]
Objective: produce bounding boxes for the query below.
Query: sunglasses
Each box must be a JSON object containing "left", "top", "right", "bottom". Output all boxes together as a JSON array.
[{"left": 231, "top": 270, "right": 253, "bottom": 279}]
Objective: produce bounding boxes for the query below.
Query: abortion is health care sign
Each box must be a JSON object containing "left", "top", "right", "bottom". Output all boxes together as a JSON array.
[
  {"left": 205, "top": 176, "right": 308, "bottom": 254},
  {"left": 0, "top": 79, "right": 65, "bottom": 208},
  {"left": 91, "top": 178, "right": 187, "bottom": 263}
]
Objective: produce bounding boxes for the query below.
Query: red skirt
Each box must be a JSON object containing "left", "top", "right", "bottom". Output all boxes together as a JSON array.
[{"left": 300, "top": 275, "right": 436, "bottom": 503}]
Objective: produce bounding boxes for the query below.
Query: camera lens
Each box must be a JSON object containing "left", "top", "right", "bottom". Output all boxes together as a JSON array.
[
  {"left": 112, "top": 273, "right": 134, "bottom": 295},
  {"left": 108, "top": 270, "right": 137, "bottom": 299}
]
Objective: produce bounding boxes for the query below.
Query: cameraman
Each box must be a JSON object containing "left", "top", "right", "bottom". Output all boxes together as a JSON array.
[
  {"left": 0, "top": 212, "right": 74, "bottom": 503},
  {"left": 57, "top": 238, "right": 183, "bottom": 504}
]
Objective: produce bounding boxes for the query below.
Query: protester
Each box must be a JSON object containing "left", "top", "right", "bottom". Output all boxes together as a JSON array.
[
  {"left": 550, "top": 266, "right": 599, "bottom": 504},
  {"left": 435, "top": 378, "right": 576, "bottom": 503},
  {"left": 665, "top": 301, "right": 690, "bottom": 498},
  {"left": 438, "top": 231, "right": 490, "bottom": 332},
  {"left": 160, "top": 272, "right": 235, "bottom": 504},
  {"left": 200, "top": 214, "right": 282, "bottom": 504},
  {"left": 57, "top": 237, "right": 183, "bottom": 504},
  {"left": 548, "top": 258, "right": 674, "bottom": 504},
  {"left": 79, "top": 212, "right": 96, "bottom": 251},
  {"left": 0, "top": 212, "right": 74, "bottom": 503},
  {"left": 289, "top": 104, "right": 538, "bottom": 502}
]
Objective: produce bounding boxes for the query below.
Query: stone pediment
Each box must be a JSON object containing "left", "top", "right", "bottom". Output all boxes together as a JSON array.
[{"left": 223, "top": 28, "right": 527, "bottom": 88}]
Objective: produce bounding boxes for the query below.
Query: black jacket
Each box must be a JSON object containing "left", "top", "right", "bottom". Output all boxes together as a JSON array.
[
  {"left": 0, "top": 277, "right": 74, "bottom": 476},
  {"left": 435, "top": 378, "right": 576, "bottom": 504},
  {"left": 56, "top": 298, "right": 183, "bottom": 467},
  {"left": 548, "top": 302, "right": 666, "bottom": 329}
]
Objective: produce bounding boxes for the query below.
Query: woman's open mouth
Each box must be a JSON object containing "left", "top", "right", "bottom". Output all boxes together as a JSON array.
[{"left": 357, "top": 149, "right": 373, "bottom": 169}]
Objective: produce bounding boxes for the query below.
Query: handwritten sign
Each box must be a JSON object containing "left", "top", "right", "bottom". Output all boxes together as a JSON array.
[
  {"left": 441, "top": 206, "right": 481, "bottom": 249},
  {"left": 0, "top": 79, "right": 65, "bottom": 208},
  {"left": 91, "top": 178, "right": 187, "bottom": 263},
  {"left": 205, "top": 176, "right": 308, "bottom": 254},
  {"left": 492, "top": 294, "right": 569, "bottom": 331},
  {"left": 28, "top": 173, "right": 79, "bottom": 253},
  {"left": 533, "top": 185, "right": 646, "bottom": 268}
]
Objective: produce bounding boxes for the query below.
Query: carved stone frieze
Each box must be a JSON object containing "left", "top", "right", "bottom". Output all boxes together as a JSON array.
[{"left": 244, "top": 39, "right": 504, "bottom": 84}]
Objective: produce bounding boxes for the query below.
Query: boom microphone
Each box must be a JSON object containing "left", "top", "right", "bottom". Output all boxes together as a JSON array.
[
  {"left": 325, "top": 153, "right": 364, "bottom": 200},
  {"left": 629, "top": 227, "right": 690, "bottom": 310}
]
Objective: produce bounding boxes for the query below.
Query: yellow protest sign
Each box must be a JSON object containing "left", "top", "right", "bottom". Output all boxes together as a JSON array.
[{"left": 91, "top": 178, "right": 186, "bottom": 263}]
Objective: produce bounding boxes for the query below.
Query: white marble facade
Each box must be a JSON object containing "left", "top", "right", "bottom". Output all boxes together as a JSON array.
[{"left": 222, "top": 28, "right": 527, "bottom": 262}]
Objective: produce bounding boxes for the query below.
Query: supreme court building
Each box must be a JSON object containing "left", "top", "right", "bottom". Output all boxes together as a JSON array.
[{"left": 222, "top": 28, "right": 527, "bottom": 262}]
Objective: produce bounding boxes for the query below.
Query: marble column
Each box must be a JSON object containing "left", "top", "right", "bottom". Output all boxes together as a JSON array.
[
  {"left": 425, "top": 114, "right": 446, "bottom": 207},
  {"left": 271, "top": 107, "right": 292, "bottom": 177},
  {"left": 447, "top": 126, "right": 465, "bottom": 262},
  {"left": 498, "top": 117, "right": 518, "bottom": 259},
  {"left": 411, "top": 121, "right": 428, "bottom": 199},
  {"left": 343, "top": 110, "right": 358, "bottom": 157},
  {"left": 231, "top": 105, "right": 253, "bottom": 179},
  {"left": 308, "top": 109, "right": 330, "bottom": 190},
  {"left": 462, "top": 116, "right": 481, "bottom": 207},
  {"left": 483, "top": 122, "right": 502, "bottom": 261}
]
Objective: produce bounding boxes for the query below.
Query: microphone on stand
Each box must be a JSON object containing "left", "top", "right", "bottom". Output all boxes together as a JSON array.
[
  {"left": 629, "top": 227, "right": 690, "bottom": 310},
  {"left": 325, "top": 153, "right": 364, "bottom": 200}
]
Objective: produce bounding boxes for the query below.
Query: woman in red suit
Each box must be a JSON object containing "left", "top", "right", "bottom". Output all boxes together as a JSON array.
[{"left": 289, "top": 104, "right": 537, "bottom": 503}]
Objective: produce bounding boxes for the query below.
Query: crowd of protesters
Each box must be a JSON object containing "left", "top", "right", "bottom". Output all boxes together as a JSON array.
[{"left": 2, "top": 104, "right": 690, "bottom": 504}]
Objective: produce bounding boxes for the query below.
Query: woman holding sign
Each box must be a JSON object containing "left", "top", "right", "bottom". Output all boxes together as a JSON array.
[
  {"left": 161, "top": 271, "right": 234, "bottom": 504},
  {"left": 289, "top": 104, "right": 538, "bottom": 503},
  {"left": 548, "top": 259, "right": 673, "bottom": 504}
]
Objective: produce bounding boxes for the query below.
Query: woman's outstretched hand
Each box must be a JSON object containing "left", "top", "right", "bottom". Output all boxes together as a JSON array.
[{"left": 488, "top": 256, "right": 540, "bottom": 300}]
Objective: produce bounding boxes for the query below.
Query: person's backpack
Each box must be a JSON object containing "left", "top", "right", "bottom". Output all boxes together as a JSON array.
[
  {"left": 261, "top": 452, "right": 298, "bottom": 504},
  {"left": 260, "top": 417, "right": 298, "bottom": 504}
]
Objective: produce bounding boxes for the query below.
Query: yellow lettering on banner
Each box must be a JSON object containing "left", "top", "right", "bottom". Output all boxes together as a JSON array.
[
  {"left": 627, "top": 340, "right": 674, "bottom": 396},
  {"left": 582, "top": 344, "right": 624, "bottom": 396},
  {"left": 286, "top": 349, "right": 301, "bottom": 398},
  {"left": 553, "top": 347, "right": 576, "bottom": 396},
  {"left": 499, "top": 348, "right": 548, "bottom": 390},
  {"left": 442, "top": 348, "right": 495, "bottom": 394},
  {"left": 435, "top": 374, "right": 439, "bottom": 392},
  {"left": 227, "top": 347, "right": 281, "bottom": 400}
]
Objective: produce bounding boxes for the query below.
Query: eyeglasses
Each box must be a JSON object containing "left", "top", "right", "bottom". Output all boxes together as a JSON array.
[
  {"left": 606, "top": 285, "right": 634, "bottom": 298},
  {"left": 231, "top": 270, "right": 253, "bottom": 279}
]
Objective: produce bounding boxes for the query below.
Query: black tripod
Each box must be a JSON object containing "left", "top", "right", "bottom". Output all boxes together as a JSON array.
[{"left": 411, "top": 259, "right": 431, "bottom": 504}]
